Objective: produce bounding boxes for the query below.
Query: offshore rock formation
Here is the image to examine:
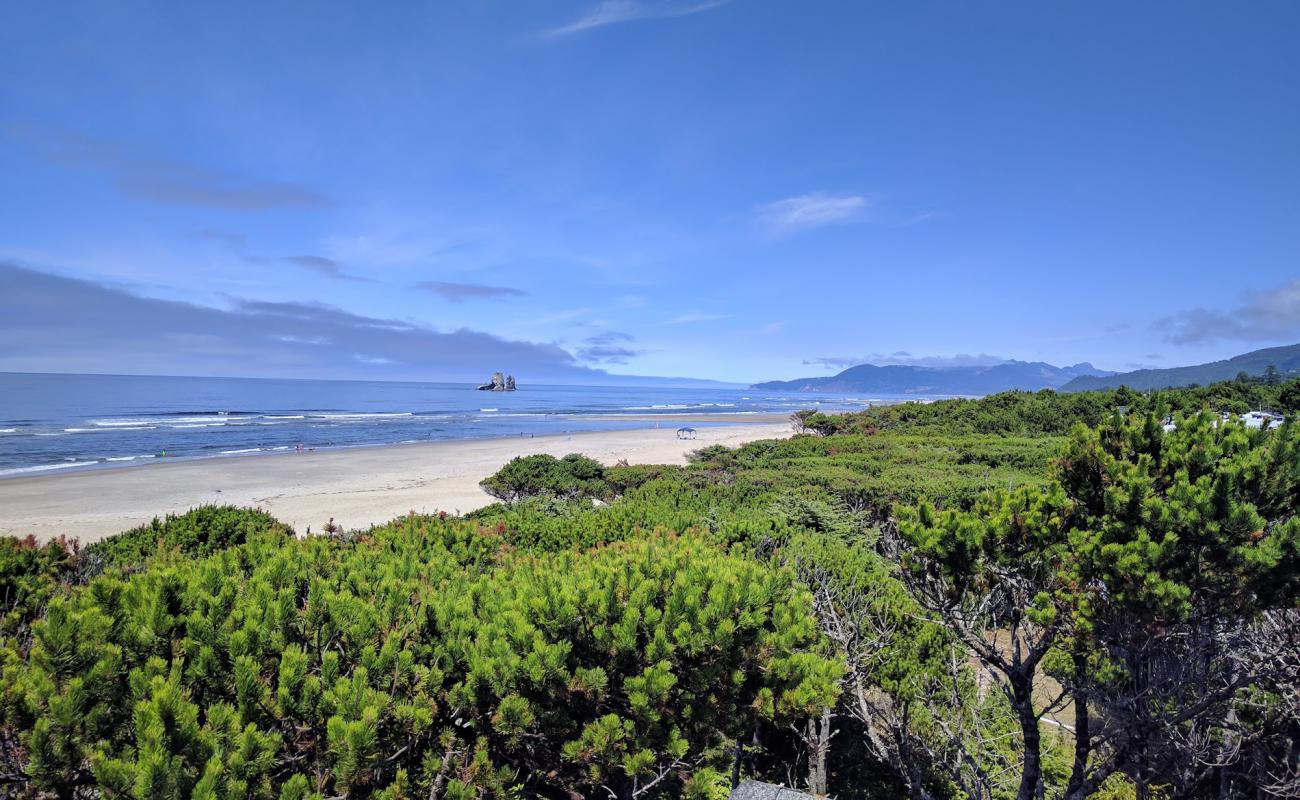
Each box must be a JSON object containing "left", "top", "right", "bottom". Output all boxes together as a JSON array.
[{"left": 477, "top": 372, "right": 517, "bottom": 391}]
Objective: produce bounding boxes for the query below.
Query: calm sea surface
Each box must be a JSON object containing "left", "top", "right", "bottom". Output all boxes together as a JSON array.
[{"left": 0, "top": 373, "right": 908, "bottom": 477}]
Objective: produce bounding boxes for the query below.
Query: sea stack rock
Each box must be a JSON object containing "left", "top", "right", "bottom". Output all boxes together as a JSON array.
[{"left": 477, "top": 372, "right": 517, "bottom": 391}]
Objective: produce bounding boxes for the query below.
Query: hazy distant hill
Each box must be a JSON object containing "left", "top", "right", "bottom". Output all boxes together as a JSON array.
[
  {"left": 1060, "top": 344, "right": 1300, "bottom": 391},
  {"left": 753, "top": 360, "right": 1113, "bottom": 395}
]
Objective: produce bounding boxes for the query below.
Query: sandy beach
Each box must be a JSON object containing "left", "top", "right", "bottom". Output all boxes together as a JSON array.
[{"left": 0, "top": 420, "right": 791, "bottom": 543}]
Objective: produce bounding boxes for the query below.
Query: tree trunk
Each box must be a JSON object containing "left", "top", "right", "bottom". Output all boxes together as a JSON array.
[
  {"left": 805, "top": 707, "right": 832, "bottom": 796},
  {"left": 731, "top": 742, "right": 742, "bottom": 790},
  {"left": 1066, "top": 650, "right": 1091, "bottom": 799},
  {"left": 1013, "top": 673, "right": 1042, "bottom": 800},
  {"left": 895, "top": 721, "right": 933, "bottom": 800}
]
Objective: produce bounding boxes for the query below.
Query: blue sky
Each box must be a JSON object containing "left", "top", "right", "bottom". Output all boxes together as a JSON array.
[{"left": 1, "top": 1, "right": 1298, "bottom": 384}]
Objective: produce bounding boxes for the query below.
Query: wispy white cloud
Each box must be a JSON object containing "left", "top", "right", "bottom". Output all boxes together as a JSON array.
[
  {"left": 663, "top": 311, "right": 730, "bottom": 325},
  {"left": 756, "top": 192, "right": 869, "bottom": 234},
  {"left": 533, "top": 308, "right": 593, "bottom": 325},
  {"left": 542, "top": 0, "right": 731, "bottom": 38},
  {"left": 891, "top": 211, "right": 943, "bottom": 227}
]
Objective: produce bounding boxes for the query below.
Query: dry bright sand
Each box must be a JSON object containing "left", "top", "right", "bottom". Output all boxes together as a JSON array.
[{"left": 0, "top": 420, "right": 791, "bottom": 543}]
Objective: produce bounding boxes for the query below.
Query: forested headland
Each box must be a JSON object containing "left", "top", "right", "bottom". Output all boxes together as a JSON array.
[{"left": 1, "top": 377, "right": 1298, "bottom": 799}]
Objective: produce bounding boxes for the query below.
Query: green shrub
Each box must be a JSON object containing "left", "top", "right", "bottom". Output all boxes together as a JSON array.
[
  {"left": 0, "top": 521, "right": 840, "bottom": 798},
  {"left": 603, "top": 463, "right": 670, "bottom": 495},
  {"left": 83, "top": 505, "right": 292, "bottom": 569},
  {"left": 0, "top": 536, "right": 88, "bottom": 647},
  {"left": 479, "top": 453, "right": 608, "bottom": 503}
]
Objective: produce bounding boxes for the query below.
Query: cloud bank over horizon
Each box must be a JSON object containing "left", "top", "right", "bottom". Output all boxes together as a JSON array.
[
  {"left": 0, "top": 263, "right": 618, "bottom": 383},
  {"left": 1157, "top": 279, "right": 1300, "bottom": 346}
]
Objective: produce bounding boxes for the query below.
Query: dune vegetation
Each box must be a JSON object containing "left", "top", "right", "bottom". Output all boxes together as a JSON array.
[{"left": 0, "top": 379, "right": 1297, "bottom": 799}]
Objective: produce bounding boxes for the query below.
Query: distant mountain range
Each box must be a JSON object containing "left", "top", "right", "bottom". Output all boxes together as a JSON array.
[
  {"left": 752, "top": 361, "right": 1114, "bottom": 395},
  {"left": 753, "top": 344, "right": 1300, "bottom": 397},
  {"left": 1060, "top": 344, "right": 1300, "bottom": 391}
]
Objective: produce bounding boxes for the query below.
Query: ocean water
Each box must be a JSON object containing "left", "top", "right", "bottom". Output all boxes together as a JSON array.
[{"left": 0, "top": 372, "right": 897, "bottom": 477}]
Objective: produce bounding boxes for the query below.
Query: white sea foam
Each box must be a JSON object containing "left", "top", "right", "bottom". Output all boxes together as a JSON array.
[
  {"left": 0, "top": 428, "right": 16, "bottom": 433},
  {"left": 622, "top": 404, "right": 693, "bottom": 411},
  {"left": 106, "top": 455, "right": 155, "bottom": 462},
  {"left": 170, "top": 415, "right": 240, "bottom": 423},
  {"left": 90, "top": 418, "right": 161, "bottom": 427},
  {"left": 220, "top": 448, "right": 262, "bottom": 455},
  {"left": 480, "top": 408, "right": 499, "bottom": 412},
  {"left": 0, "top": 461, "right": 100, "bottom": 476},
  {"left": 318, "top": 412, "right": 413, "bottom": 419},
  {"left": 91, "top": 414, "right": 244, "bottom": 428}
]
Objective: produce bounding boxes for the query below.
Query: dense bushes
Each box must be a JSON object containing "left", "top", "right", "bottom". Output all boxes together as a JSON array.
[
  {"left": 0, "top": 507, "right": 291, "bottom": 654},
  {"left": 895, "top": 412, "right": 1300, "bottom": 799},
  {"left": 796, "top": 377, "right": 1300, "bottom": 438},
  {"left": 0, "top": 521, "right": 839, "bottom": 798},
  {"left": 795, "top": 390, "right": 1115, "bottom": 436},
  {"left": 0, "top": 536, "right": 87, "bottom": 647},
  {"left": 687, "top": 432, "right": 1058, "bottom": 521},
  {"left": 83, "top": 505, "right": 293, "bottom": 569},
  {"left": 478, "top": 453, "right": 608, "bottom": 502}
]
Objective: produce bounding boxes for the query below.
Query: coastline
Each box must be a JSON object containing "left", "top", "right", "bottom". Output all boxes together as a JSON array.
[
  {"left": 0, "top": 420, "right": 792, "bottom": 544},
  {"left": 0, "top": 411, "right": 792, "bottom": 480}
]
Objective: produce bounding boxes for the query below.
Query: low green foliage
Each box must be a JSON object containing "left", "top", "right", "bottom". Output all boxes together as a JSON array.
[
  {"left": 0, "top": 506, "right": 290, "bottom": 654},
  {"left": 798, "top": 378, "right": 1300, "bottom": 437},
  {"left": 796, "top": 390, "right": 1114, "bottom": 436},
  {"left": 478, "top": 453, "right": 608, "bottom": 503},
  {"left": 0, "top": 536, "right": 88, "bottom": 648},
  {"left": 84, "top": 505, "right": 294, "bottom": 570},
  {"left": 0, "top": 516, "right": 839, "bottom": 798}
]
